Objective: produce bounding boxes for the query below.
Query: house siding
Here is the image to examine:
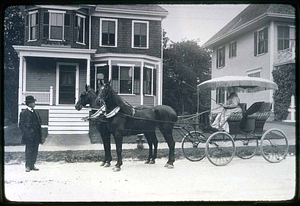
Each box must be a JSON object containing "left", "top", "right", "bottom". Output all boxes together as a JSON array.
[
  {"left": 26, "top": 57, "right": 57, "bottom": 105},
  {"left": 91, "top": 16, "right": 161, "bottom": 58},
  {"left": 211, "top": 22, "right": 272, "bottom": 109},
  {"left": 120, "top": 95, "right": 141, "bottom": 107}
]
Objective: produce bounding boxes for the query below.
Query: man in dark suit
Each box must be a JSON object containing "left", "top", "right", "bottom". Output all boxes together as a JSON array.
[{"left": 19, "top": 95, "right": 42, "bottom": 172}]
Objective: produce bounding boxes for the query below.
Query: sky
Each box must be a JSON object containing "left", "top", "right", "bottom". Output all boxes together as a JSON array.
[{"left": 160, "top": 4, "right": 249, "bottom": 46}]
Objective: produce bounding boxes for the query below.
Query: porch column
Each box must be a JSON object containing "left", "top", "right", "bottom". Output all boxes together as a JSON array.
[
  {"left": 86, "top": 58, "right": 91, "bottom": 85},
  {"left": 18, "top": 55, "right": 24, "bottom": 105},
  {"left": 108, "top": 59, "right": 112, "bottom": 81},
  {"left": 141, "top": 61, "right": 144, "bottom": 105}
]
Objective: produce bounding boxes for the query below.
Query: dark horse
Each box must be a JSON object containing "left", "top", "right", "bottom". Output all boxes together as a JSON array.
[
  {"left": 75, "top": 85, "right": 113, "bottom": 167},
  {"left": 95, "top": 80, "right": 178, "bottom": 172}
]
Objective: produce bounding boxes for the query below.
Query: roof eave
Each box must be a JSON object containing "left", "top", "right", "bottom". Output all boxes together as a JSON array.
[
  {"left": 203, "top": 13, "right": 295, "bottom": 49},
  {"left": 95, "top": 7, "right": 168, "bottom": 18}
]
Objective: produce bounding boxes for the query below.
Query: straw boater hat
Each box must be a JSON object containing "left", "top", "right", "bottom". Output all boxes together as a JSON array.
[{"left": 25, "top": 95, "right": 37, "bottom": 103}]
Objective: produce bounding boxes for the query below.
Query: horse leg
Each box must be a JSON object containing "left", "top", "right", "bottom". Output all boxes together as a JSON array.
[
  {"left": 159, "top": 125, "right": 175, "bottom": 168},
  {"left": 144, "top": 133, "right": 153, "bottom": 164},
  {"left": 150, "top": 131, "right": 158, "bottom": 164},
  {"left": 102, "top": 135, "right": 112, "bottom": 167},
  {"left": 113, "top": 133, "right": 123, "bottom": 172}
]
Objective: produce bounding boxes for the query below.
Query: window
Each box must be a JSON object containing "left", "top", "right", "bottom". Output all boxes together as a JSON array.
[
  {"left": 49, "top": 10, "right": 65, "bottom": 41},
  {"left": 216, "top": 46, "right": 225, "bottom": 68},
  {"left": 254, "top": 27, "right": 268, "bottom": 56},
  {"left": 229, "top": 41, "right": 237, "bottom": 58},
  {"left": 111, "top": 65, "right": 141, "bottom": 95},
  {"left": 75, "top": 14, "right": 85, "bottom": 44},
  {"left": 278, "top": 26, "right": 290, "bottom": 51},
  {"left": 29, "top": 11, "right": 38, "bottom": 41},
  {"left": 132, "top": 21, "right": 149, "bottom": 48},
  {"left": 143, "top": 66, "right": 157, "bottom": 95},
  {"left": 100, "top": 19, "right": 117, "bottom": 47},
  {"left": 247, "top": 68, "right": 262, "bottom": 78}
]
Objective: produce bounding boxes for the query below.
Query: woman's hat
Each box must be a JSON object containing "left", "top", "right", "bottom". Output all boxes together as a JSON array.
[{"left": 25, "top": 95, "right": 37, "bottom": 103}]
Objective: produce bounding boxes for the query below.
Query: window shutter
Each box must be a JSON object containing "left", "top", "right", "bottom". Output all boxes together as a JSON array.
[
  {"left": 85, "top": 17, "right": 88, "bottom": 45},
  {"left": 264, "top": 27, "right": 268, "bottom": 53},
  {"left": 254, "top": 31, "right": 257, "bottom": 56},
  {"left": 25, "top": 14, "right": 29, "bottom": 41}
]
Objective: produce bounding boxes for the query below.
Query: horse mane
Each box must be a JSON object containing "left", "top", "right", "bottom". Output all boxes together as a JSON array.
[{"left": 109, "top": 87, "right": 134, "bottom": 115}]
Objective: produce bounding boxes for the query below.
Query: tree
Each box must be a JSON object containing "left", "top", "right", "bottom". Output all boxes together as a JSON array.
[
  {"left": 4, "top": 6, "right": 24, "bottom": 124},
  {"left": 163, "top": 36, "right": 211, "bottom": 115}
]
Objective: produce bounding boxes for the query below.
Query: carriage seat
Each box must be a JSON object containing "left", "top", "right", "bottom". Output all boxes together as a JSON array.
[
  {"left": 253, "top": 102, "right": 272, "bottom": 135},
  {"left": 210, "top": 103, "right": 246, "bottom": 134}
]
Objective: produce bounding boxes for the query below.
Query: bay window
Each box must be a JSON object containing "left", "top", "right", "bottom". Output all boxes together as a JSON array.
[
  {"left": 143, "top": 67, "right": 157, "bottom": 95},
  {"left": 254, "top": 27, "right": 268, "bottom": 56}
]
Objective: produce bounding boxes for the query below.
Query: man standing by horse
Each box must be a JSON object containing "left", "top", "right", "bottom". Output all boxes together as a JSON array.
[{"left": 19, "top": 95, "right": 42, "bottom": 172}]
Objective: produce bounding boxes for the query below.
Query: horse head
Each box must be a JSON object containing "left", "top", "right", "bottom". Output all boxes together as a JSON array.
[
  {"left": 75, "top": 84, "right": 96, "bottom": 110},
  {"left": 95, "top": 80, "right": 112, "bottom": 109}
]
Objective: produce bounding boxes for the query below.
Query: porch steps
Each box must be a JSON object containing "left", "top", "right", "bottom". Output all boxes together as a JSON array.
[{"left": 48, "top": 107, "right": 90, "bottom": 134}]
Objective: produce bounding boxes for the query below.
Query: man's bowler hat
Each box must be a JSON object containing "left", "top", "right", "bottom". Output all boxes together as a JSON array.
[{"left": 25, "top": 95, "right": 37, "bottom": 103}]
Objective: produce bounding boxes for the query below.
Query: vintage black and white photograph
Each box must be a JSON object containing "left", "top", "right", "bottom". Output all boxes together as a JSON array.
[{"left": 3, "top": 3, "right": 296, "bottom": 203}]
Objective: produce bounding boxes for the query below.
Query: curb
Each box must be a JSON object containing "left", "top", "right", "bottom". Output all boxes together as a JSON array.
[{"left": 4, "top": 142, "right": 183, "bottom": 152}]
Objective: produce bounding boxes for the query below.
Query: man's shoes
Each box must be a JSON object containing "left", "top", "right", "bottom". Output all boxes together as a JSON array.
[
  {"left": 25, "top": 167, "right": 30, "bottom": 172},
  {"left": 31, "top": 166, "right": 39, "bottom": 171}
]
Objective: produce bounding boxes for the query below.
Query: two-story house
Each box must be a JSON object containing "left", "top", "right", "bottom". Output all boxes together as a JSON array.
[
  {"left": 202, "top": 4, "right": 295, "bottom": 117},
  {"left": 13, "top": 5, "right": 168, "bottom": 135}
]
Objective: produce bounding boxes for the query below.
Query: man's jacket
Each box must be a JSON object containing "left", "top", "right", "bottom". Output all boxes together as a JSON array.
[{"left": 19, "top": 108, "right": 42, "bottom": 144}]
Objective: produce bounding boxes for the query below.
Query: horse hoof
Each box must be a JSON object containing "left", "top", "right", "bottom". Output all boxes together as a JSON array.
[
  {"left": 149, "top": 160, "right": 155, "bottom": 164},
  {"left": 104, "top": 163, "right": 111, "bottom": 167},
  {"left": 145, "top": 160, "right": 150, "bottom": 164},
  {"left": 113, "top": 167, "right": 121, "bottom": 172},
  {"left": 100, "top": 162, "right": 105, "bottom": 166},
  {"left": 164, "top": 163, "right": 174, "bottom": 169}
]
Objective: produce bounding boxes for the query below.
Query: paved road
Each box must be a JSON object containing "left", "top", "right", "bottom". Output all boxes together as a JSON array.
[{"left": 4, "top": 156, "right": 295, "bottom": 202}]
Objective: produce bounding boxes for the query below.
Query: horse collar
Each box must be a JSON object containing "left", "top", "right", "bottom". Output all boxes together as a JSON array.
[{"left": 105, "top": 106, "right": 120, "bottom": 118}]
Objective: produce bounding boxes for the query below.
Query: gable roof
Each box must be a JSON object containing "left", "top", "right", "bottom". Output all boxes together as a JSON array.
[{"left": 203, "top": 4, "right": 295, "bottom": 48}]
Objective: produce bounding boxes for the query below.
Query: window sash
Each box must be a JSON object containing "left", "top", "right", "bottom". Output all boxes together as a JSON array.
[
  {"left": 111, "top": 66, "right": 140, "bottom": 95},
  {"left": 278, "top": 26, "right": 290, "bottom": 50},
  {"left": 49, "top": 12, "right": 64, "bottom": 40},
  {"left": 29, "top": 12, "right": 38, "bottom": 40},
  {"left": 101, "top": 19, "right": 117, "bottom": 46},
  {"left": 229, "top": 41, "right": 236, "bottom": 58},
  {"left": 143, "top": 67, "right": 153, "bottom": 95},
  {"left": 133, "top": 22, "right": 148, "bottom": 48},
  {"left": 75, "top": 15, "right": 85, "bottom": 44},
  {"left": 217, "top": 46, "right": 225, "bottom": 68}
]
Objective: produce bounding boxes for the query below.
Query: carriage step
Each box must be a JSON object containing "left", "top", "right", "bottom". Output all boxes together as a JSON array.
[{"left": 48, "top": 107, "right": 89, "bottom": 134}]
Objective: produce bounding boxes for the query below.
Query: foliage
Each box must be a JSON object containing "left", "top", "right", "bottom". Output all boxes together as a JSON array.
[
  {"left": 163, "top": 35, "right": 212, "bottom": 115},
  {"left": 4, "top": 6, "right": 24, "bottom": 124},
  {"left": 272, "top": 64, "right": 295, "bottom": 121}
]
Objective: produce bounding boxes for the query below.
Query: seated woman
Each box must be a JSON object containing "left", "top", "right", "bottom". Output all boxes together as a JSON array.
[{"left": 211, "top": 87, "right": 242, "bottom": 132}]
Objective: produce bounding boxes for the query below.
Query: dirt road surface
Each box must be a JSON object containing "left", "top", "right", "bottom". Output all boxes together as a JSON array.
[{"left": 4, "top": 156, "right": 295, "bottom": 202}]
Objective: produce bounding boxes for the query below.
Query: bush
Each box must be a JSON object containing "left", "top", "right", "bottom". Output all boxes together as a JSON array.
[{"left": 272, "top": 64, "right": 295, "bottom": 121}]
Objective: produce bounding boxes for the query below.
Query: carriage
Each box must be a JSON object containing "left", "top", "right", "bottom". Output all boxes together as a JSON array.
[
  {"left": 179, "top": 76, "right": 289, "bottom": 166},
  {"left": 76, "top": 75, "right": 288, "bottom": 171}
]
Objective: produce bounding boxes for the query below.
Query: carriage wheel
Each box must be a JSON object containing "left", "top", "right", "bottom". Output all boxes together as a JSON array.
[
  {"left": 206, "top": 132, "right": 235, "bottom": 166},
  {"left": 260, "top": 128, "right": 289, "bottom": 163},
  {"left": 181, "top": 131, "right": 207, "bottom": 162},
  {"left": 234, "top": 133, "right": 258, "bottom": 159}
]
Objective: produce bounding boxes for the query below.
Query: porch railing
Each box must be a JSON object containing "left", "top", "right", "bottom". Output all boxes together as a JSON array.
[
  {"left": 22, "top": 86, "right": 53, "bottom": 105},
  {"left": 277, "top": 40, "right": 295, "bottom": 64}
]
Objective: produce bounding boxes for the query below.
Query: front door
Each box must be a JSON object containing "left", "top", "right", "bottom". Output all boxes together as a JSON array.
[{"left": 59, "top": 65, "right": 76, "bottom": 104}]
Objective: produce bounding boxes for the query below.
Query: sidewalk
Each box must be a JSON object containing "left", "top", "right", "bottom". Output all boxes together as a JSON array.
[
  {"left": 4, "top": 134, "right": 179, "bottom": 152},
  {"left": 5, "top": 122, "right": 295, "bottom": 153}
]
